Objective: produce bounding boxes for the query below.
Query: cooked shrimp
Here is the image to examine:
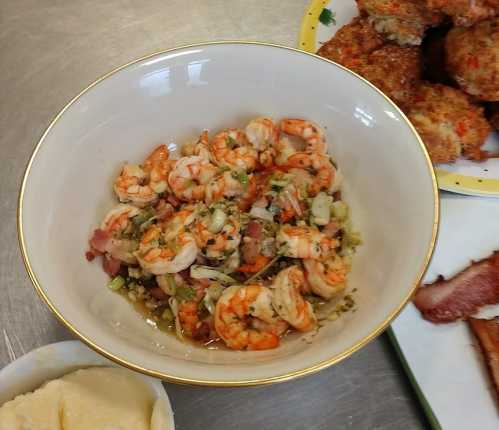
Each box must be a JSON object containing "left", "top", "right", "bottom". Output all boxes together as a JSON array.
[
  {"left": 99, "top": 204, "right": 141, "bottom": 263},
  {"left": 271, "top": 266, "right": 317, "bottom": 332},
  {"left": 168, "top": 156, "right": 218, "bottom": 202},
  {"left": 285, "top": 152, "right": 339, "bottom": 195},
  {"left": 214, "top": 284, "right": 288, "bottom": 350},
  {"left": 162, "top": 204, "right": 198, "bottom": 241},
  {"left": 178, "top": 300, "right": 200, "bottom": 336},
  {"left": 193, "top": 213, "right": 241, "bottom": 260},
  {"left": 181, "top": 131, "right": 212, "bottom": 161},
  {"left": 280, "top": 119, "right": 326, "bottom": 154},
  {"left": 142, "top": 144, "right": 175, "bottom": 194},
  {"left": 303, "top": 256, "right": 349, "bottom": 300},
  {"left": 136, "top": 224, "right": 198, "bottom": 274},
  {"left": 210, "top": 129, "right": 258, "bottom": 171},
  {"left": 114, "top": 164, "right": 157, "bottom": 207},
  {"left": 276, "top": 225, "right": 337, "bottom": 260},
  {"left": 205, "top": 170, "right": 251, "bottom": 204},
  {"left": 245, "top": 117, "right": 279, "bottom": 168}
]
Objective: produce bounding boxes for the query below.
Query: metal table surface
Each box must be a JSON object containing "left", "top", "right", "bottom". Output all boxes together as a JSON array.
[{"left": 0, "top": 1, "right": 428, "bottom": 428}]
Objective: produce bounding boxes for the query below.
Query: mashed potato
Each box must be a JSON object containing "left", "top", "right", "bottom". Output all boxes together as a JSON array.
[{"left": 0, "top": 367, "right": 157, "bottom": 430}]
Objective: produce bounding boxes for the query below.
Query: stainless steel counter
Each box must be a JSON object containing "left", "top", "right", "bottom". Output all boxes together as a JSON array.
[{"left": 0, "top": 1, "right": 427, "bottom": 428}]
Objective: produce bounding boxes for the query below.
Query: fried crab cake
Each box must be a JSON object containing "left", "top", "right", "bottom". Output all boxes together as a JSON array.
[
  {"left": 445, "top": 18, "right": 499, "bottom": 101},
  {"left": 407, "top": 83, "right": 491, "bottom": 163},
  {"left": 356, "top": 0, "right": 444, "bottom": 45},
  {"left": 316, "top": 17, "right": 384, "bottom": 72},
  {"left": 358, "top": 44, "right": 422, "bottom": 109},
  {"left": 426, "top": 0, "right": 499, "bottom": 26}
]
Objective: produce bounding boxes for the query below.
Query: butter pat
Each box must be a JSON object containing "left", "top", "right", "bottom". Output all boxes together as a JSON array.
[{"left": 0, "top": 367, "right": 155, "bottom": 430}]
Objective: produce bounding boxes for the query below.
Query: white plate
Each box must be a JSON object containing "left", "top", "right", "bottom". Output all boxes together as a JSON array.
[
  {"left": 300, "top": 0, "right": 499, "bottom": 197},
  {"left": 0, "top": 340, "right": 175, "bottom": 429},
  {"left": 392, "top": 194, "right": 499, "bottom": 430}
]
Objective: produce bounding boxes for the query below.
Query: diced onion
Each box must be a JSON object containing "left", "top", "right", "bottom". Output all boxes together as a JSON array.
[
  {"left": 157, "top": 274, "right": 177, "bottom": 295},
  {"left": 168, "top": 297, "right": 183, "bottom": 340},
  {"left": 207, "top": 208, "right": 226, "bottom": 233},
  {"left": 249, "top": 206, "right": 274, "bottom": 222},
  {"left": 311, "top": 192, "right": 332, "bottom": 225},
  {"left": 331, "top": 201, "right": 348, "bottom": 221},
  {"left": 107, "top": 276, "right": 125, "bottom": 291},
  {"left": 190, "top": 265, "right": 237, "bottom": 284}
]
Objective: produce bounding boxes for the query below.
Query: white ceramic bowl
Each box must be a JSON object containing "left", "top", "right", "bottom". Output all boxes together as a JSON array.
[
  {"left": 0, "top": 341, "right": 175, "bottom": 428},
  {"left": 18, "top": 42, "right": 438, "bottom": 386}
]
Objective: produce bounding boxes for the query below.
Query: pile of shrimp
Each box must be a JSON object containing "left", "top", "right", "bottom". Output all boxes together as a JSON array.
[{"left": 86, "top": 117, "right": 361, "bottom": 350}]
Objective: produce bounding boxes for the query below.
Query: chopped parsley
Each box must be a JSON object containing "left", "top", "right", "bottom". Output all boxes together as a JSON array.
[
  {"left": 225, "top": 136, "right": 238, "bottom": 148},
  {"left": 231, "top": 170, "right": 249, "bottom": 188},
  {"left": 319, "top": 8, "right": 336, "bottom": 26}
]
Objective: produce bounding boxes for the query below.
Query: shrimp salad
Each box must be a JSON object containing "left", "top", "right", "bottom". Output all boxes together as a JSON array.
[{"left": 86, "top": 117, "right": 361, "bottom": 351}]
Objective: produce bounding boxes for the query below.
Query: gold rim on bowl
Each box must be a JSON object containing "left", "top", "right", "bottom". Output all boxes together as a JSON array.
[{"left": 17, "top": 41, "right": 440, "bottom": 386}]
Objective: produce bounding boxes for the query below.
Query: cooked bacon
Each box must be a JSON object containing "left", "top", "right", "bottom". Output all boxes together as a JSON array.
[
  {"left": 323, "top": 220, "right": 341, "bottom": 238},
  {"left": 150, "top": 287, "right": 168, "bottom": 300},
  {"left": 245, "top": 220, "right": 263, "bottom": 239},
  {"left": 166, "top": 194, "right": 180, "bottom": 208},
  {"left": 102, "top": 255, "right": 121, "bottom": 277},
  {"left": 413, "top": 252, "right": 499, "bottom": 322},
  {"left": 85, "top": 251, "right": 95, "bottom": 261},
  {"left": 89, "top": 228, "right": 110, "bottom": 253},
  {"left": 241, "top": 237, "right": 261, "bottom": 265},
  {"left": 468, "top": 317, "right": 499, "bottom": 402},
  {"left": 155, "top": 199, "right": 174, "bottom": 221}
]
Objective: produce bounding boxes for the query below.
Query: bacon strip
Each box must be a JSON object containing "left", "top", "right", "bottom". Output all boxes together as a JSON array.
[
  {"left": 102, "top": 254, "right": 121, "bottom": 277},
  {"left": 89, "top": 228, "right": 110, "bottom": 253},
  {"left": 468, "top": 317, "right": 499, "bottom": 403},
  {"left": 413, "top": 252, "right": 499, "bottom": 322}
]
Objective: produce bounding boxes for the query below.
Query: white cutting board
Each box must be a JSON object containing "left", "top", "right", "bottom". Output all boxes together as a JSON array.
[{"left": 391, "top": 193, "right": 499, "bottom": 429}]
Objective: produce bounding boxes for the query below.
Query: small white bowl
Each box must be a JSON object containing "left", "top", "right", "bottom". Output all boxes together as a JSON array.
[
  {"left": 0, "top": 341, "right": 175, "bottom": 428},
  {"left": 18, "top": 42, "right": 438, "bottom": 386}
]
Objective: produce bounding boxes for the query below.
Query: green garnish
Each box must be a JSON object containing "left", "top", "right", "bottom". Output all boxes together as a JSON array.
[
  {"left": 231, "top": 170, "right": 249, "bottom": 188},
  {"left": 225, "top": 136, "right": 238, "bottom": 148},
  {"left": 319, "top": 8, "right": 336, "bottom": 26},
  {"left": 175, "top": 286, "right": 196, "bottom": 301},
  {"left": 107, "top": 275, "right": 125, "bottom": 291},
  {"left": 161, "top": 308, "right": 174, "bottom": 322}
]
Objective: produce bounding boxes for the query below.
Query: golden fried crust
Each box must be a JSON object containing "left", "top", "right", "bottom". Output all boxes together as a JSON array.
[
  {"left": 357, "top": 0, "right": 444, "bottom": 45},
  {"left": 358, "top": 45, "right": 421, "bottom": 109},
  {"left": 426, "top": 0, "right": 499, "bottom": 26},
  {"left": 445, "top": 18, "right": 499, "bottom": 101},
  {"left": 408, "top": 83, "right": 491, "bottom": 163},
  {"left": 316, "top": 17, "right": 384, "bottom": 72}
]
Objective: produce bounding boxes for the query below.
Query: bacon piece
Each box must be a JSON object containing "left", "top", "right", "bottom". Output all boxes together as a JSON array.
[
  {"left": 150, "top": 287, "right": 168, "bottom": 300},
  {"left": 85, "top": 251, "right": 96, "bottom": 261},
  {"left": 245, "top": 220, "right": 263, "bottom": 239},
  {"left": 89, "top": 228, "right": 110, "bottom": 253},
  {"left": 468, "top": 317, "right": 499, "bottom": 402},
  {"left": 102, "top": 255, "right": 121, "bottom": 277},
  {"left": 166, "top": 194, "right": 180, "bottom": 208},
  {"left": 413, "top": 252, "right": 499, "bottom": 322}
]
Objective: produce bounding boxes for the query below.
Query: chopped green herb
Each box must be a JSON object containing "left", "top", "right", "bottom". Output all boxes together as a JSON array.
[
  {"left": 319, "top": 8, "right": 336, "bottom": 26},
  {"left": 162, "top": 308, "right": 174, "bottom": 321},
  {"left": 107, "top": 275, "right": 125, "bottom": 291},
  {"left": 176, "top": 286, "right": 196, "bottom": 301},
  {"left": 225, "top": 136, "right": 238, "bottom": 148},
  {"left": 231, "top": 170, "right": 249, "bottom": 188}
]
